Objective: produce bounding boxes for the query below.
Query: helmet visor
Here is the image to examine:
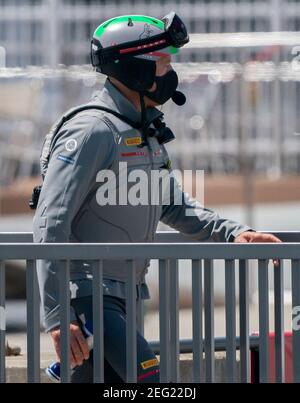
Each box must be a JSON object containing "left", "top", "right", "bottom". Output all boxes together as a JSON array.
[{"left": 163, "top": 11, "right": 189, "bottom": 48}]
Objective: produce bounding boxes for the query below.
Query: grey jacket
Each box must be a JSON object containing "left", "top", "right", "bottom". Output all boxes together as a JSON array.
[{"left": 33, "top": 79, "right": 251, "bottom": 332}]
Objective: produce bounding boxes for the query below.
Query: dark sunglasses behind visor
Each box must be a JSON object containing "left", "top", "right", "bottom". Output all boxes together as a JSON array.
[{"left": 91, "top": 12, "right": 189, "bottom": 66}]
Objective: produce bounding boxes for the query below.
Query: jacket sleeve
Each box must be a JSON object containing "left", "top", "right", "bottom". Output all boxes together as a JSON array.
[
  {"left": 160, "top": 172, "right": 252, "bottom": 242},
  {"left": 33, "top": 115, "right": 116, "bottom": 332}
]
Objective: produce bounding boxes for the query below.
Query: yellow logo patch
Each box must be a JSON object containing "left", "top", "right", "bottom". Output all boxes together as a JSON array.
[
  {"left": 140, "top": 358, "right": 159, "bottom": 370},
  {"left": 125, "top": 137, "right": 142, "bottom": 146}
]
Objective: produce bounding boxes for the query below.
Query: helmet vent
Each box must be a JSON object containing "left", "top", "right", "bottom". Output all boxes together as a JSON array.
[{"left": 128, "top": 17, "right": 134, "bottom": 27}]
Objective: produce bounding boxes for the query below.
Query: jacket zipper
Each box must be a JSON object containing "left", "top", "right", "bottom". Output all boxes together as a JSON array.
[
  {"left": 144, "top": 137, "right": 156, "bottom": 241},
  {"left": 148, "top": 137, "right": 158, "bottom": 242}
]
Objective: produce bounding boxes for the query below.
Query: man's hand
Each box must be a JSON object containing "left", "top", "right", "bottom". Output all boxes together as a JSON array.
[
  {"left": 234, "top": 231, "right": 282, "bottom": 266},
  {"left": 234, "top": 231, "right": 281, "bottom": 244},
  {"left": 50, "top": 322, "right": 90, "bottom": 368}
]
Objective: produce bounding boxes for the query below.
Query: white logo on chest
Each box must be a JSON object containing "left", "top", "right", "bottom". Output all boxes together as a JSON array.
[{"left": 65, "top": 139, "right": 78, "bottom": 152}]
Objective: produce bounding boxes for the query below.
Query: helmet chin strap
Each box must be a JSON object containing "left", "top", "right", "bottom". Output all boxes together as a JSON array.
[
  {"left": 137, "top": 89, "right": 186, "bottom": 148},
  {"left": 138, "top": 91, "right": 148, "bottom": 148}
]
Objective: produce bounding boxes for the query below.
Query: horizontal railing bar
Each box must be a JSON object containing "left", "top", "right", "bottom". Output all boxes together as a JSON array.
[
  {"left": 186, "top": 32, "right": 300, "bottom": 49},
  {"left": 149, "top": 336, "right": 260, "bottom": 355},
  {"left": 1, "top": 231, "right": 300, "bottom": 243},
  {"left": 0, "top": 233, "right": 33, "bottom": 243},
  {"left": 1, "top": 243, "right": 300, "bottom": 260},
  {"left": 155, "top": 231, "right": 300, "bottom": 243}
]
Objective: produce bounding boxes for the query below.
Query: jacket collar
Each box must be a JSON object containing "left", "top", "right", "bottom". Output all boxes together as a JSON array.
[{"left": 91, "top": 78, "right": 163, "bottom": 126}]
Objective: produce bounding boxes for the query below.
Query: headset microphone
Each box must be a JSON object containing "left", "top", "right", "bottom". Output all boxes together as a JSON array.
[{"left": 172, "top": 91, "right": 186, "bottom": 106}]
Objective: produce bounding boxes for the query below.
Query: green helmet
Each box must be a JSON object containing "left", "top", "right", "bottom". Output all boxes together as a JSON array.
[{"left": 91, "top": 12, "right": 189, "bottom": 93}]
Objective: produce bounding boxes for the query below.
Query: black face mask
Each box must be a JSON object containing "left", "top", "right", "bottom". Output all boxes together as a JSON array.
[{"left": 145, "top": 69, "right": 179, "bottom": 105}]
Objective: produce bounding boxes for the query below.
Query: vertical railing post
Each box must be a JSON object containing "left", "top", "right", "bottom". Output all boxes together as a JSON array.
[
  {"left": 192, "top": 259, "right": 203, "bottom": 383},
  {"left": 239, "top": 260, "right": 250, "bottom": 383},
  {"left": 59, "top": 260, "right": 71, "bottom": 383},
  {"left": 137, "top": 286, "right": 145, "bottom": 337},
  {"left": 225, "top": 259, "right": 236, "bottom": 383},
  {"left": 204, "top": 259, "right": 215, "bottom": 383},
  {"left": 126, "top": 260, "right": 137, "bottom": 383},
  {"left": 292, "top": 260, "right": 300, "bottom": 383},
  {"left": 93, "top": 260, "right": 104, "bottom": 383},
  {"left": 159, "top": 259, "right": 171, "bottom": 383},
  {"left": 169, "top": 259, "right": 180, "bottom": 383},
  {"left": 26, "top": 260, "right": 40, "bottom": 383},
  {"left": 274, "top": 260, "right": 285, "bottom": 383},
  {"left": 258, "top": 259, "right": 270, "bottom": 383},
  {"left": 0, "top": 261, "right": 5, "bottom": 383}
]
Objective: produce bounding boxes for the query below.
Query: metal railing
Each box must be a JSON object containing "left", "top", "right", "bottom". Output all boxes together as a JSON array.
[{"left": 1, "top": 231, "right": 300, "bottom": 383}]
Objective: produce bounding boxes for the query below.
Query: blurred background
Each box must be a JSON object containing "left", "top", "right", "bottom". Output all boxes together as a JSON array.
[{"left": 1, "top": 0, "right": 300, "bottom": 340}]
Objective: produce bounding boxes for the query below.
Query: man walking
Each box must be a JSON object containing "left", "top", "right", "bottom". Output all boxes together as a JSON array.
[{"left": 33, "top": 12, "right": 280, "bottom": 383}]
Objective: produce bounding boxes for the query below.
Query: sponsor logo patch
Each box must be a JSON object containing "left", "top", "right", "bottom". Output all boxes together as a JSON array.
[
  {"left": 140, "top": 358, "right": 159, "bottom": 370},
  {"left": 125, "top": 136, "right": 142, "bottom": 146},
  {"left": 57, "top": 154, "right": 75, "bottom": 164},
  {"left": 65, "top": 138, "right": 78, "bottom": 152},
  {"left": 121, "top": 151, "right": 147, "bottom": 157}
]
